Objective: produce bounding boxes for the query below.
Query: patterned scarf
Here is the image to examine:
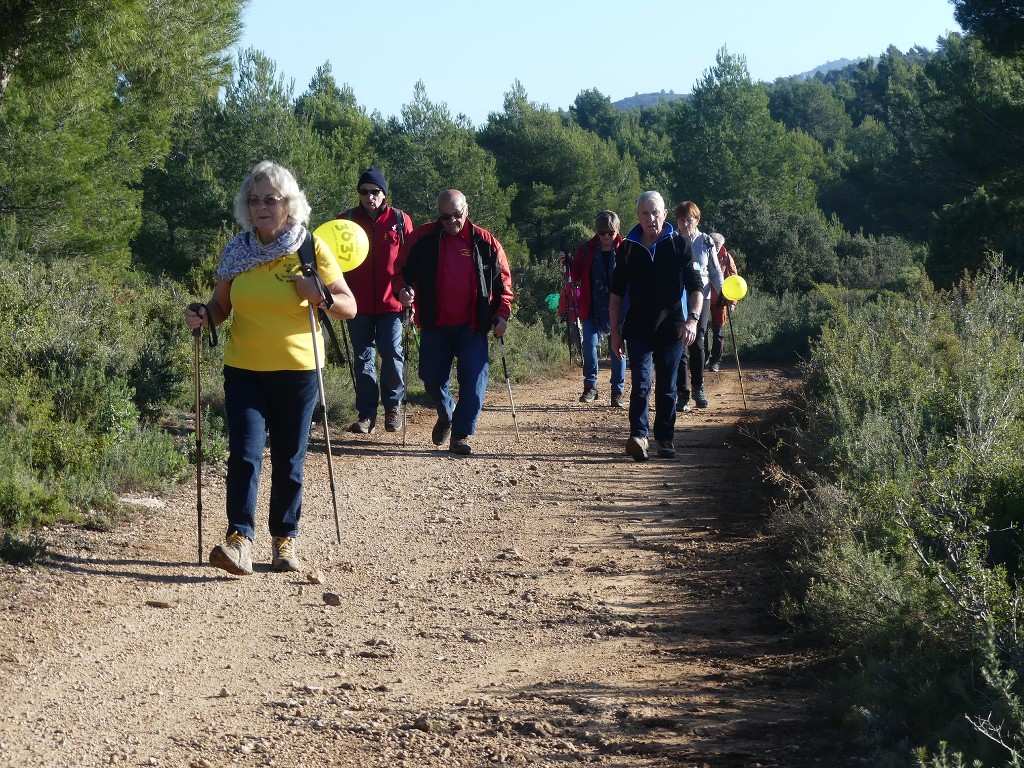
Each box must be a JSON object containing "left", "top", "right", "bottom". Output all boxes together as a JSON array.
[{"left": 216, "top": 224, "right": 307, "bottom": 279}]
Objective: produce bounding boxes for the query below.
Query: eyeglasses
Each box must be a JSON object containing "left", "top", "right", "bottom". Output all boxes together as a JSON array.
[
  {"left": 247, "top": 195, "right": 284, "bottom": 208},
  {"left": 598, "top": 230, "right": 617, "bottom": 237},
  {"left": 358, "top": 187, "right": 383, "bottom": 196},
  {"left": 439, "top": 210, "right": 466, "bottom": 222}
]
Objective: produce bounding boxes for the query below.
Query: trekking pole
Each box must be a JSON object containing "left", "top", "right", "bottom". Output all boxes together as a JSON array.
[
  {"left": 402, "top": 307, "right": 411, "bottom": 447},
  {"left": 301, "top": 270, "right": 343, "bottom": 545},
  {"left": 190, "top": 304, "right": 217, "bottom": 565},
  {"left": 193, "top": 327, "right": 203, "bottom": 565},
  {"left": 493, "top": 321, "right": 520, "bottom": 440},
  {"left": 339, "top": 318, "right": 357, "bottom": 393},
  {"left": 725, "top": 303, "right": 747, "bottom": 411}
]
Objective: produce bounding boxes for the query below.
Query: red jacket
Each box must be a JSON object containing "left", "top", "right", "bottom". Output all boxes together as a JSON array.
[
  {"left": 557, "top": 233, "right": 624, "bottom": 322},
  {"left": 337, "top": 204, "right": 413, "bottom": 315},
  {"left": 395, "top": 220, "right": 514, "bottom": 332},
  {"left": 710, "top": 245, "right": 738, "bottom": 326}
]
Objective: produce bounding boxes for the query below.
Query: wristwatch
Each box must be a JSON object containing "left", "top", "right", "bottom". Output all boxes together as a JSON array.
[{"left": 688, "top": 311, "right": 700, "bottom": 322}]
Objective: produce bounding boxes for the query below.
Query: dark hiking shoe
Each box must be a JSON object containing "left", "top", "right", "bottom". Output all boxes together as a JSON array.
[
  {"left": 384, "top": 408, "right": 402, "bottom": 432},
  {"left": 610, "top": 390, "right": 626, "bottom": 409},
  {"left": 695, "top": 387, "right": 709, "bottom": 408},
  {"left": 449, "top": 433, "right": 472, "bottom": 456},
  {"left": 349, "top": 417, "right": 375, "bottom": 434},
  {"left": 579, "top": 385, "right": 598, "bottom": 403},
  {"left": 210, "top": 532, "right": 253, "bottom": 576},
  {"left": 271, "top": 536, "right": 301, "bottom": 573},
  {"left": 656, "top": 439, "right": 676, "bottom": 458},
  {"left": 431, "top": 416, "right": 452, "bottom": 446},
  {"left": 678, "top": 391, "right": 690, "bottom": 413},
  {"left": 708, "top": 361, "right": 721, "bottom": 372},
  {"left": 625, "top": 435, "right": 649, "bottom": 462}
]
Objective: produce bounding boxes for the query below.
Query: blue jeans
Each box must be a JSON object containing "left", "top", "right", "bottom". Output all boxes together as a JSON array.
[
  {"left": 582, "top": 317, "right": 625, "bottom": 393},
  {"left": 223, "top": 366, "right": 318, "bottom": 541},
  {"left": 418, "top": 324, "right": 489, "bottom": 436},
  {"left": 347, "top": 312, "right": 404, "bottom": 418},
  {"left": 624, "top": 335, "right": 683, "bottom": 442}
]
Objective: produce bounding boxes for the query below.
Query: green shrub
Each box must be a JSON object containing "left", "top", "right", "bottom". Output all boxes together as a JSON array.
[
  {"left": 0, "top": 471, "right": 67, "bottom": 530},
  {"left": 491, "top": 317, "right": 567, "bottom": 384},
  {"left": 0, "top": 252, "right": 199, "bottom": 528},
  {"left": 777, "top": 264, "right": 1024, "bottom": 765},
  {"left": 102, "top": 427, "right": 190, "bottom": 492}
]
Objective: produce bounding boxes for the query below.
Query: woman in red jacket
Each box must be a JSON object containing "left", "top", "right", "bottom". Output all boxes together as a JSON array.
[{"left": 570, "top": 211, "right": 626, "bottom": 407}]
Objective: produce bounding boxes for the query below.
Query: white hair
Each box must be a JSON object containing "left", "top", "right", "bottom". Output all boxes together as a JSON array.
[
  {"left": 636, "top": 190, "right": 665, "bottom": 211},
  {"left": 233, "top": 161, "right": 312, "bottom": 230}
]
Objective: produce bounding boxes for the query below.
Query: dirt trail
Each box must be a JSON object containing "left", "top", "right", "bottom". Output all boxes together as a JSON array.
[{"left": 0, "top": 362, "right": 847, "bottom": 768}]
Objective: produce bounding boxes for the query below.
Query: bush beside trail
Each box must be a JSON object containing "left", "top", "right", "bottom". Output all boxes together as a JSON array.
[
  {"left": 0, "top": 256, "right": 192, "bottom": 530},
  {"left": 774, "top": 264, "right": 1024, "bottom": 766}
]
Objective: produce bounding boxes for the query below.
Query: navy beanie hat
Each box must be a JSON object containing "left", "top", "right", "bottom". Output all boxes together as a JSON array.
[{"left": 358, "top": 168, "right": 388, "bottom": 197}]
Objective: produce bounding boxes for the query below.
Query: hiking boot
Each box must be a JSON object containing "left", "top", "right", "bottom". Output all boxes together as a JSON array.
[
  {"left": 695, "top": 387, "right": 709, "bottom": 408},
  {"left": 384, "top": 408, "right": 402, "bottom": 432},
  {"left": 656, "top": 439, "right": 676, "bottom": 458},
  {"left": 349, "top": 417, "right": 375, "bottom": 434},
  {"left": 449, "top": 433, "right": 472, "bottom": 456},
  {"left": 708, "top": 361, "right": 721, "bottom": 372},
  {"left": 209, "top": 531, "right": 253, "bottom": 576},
  {"left": 625, "top": 435, "right": 649, "bottom": 462},
  {"left": 271, "top": 536, "right": 301, "bottom": 572},
  {"left": 610, "top": 390, "right": 626, "bottom": 409},
  {"left": 579, "top": 385, "right": 598, "bottom": 403},
  {"left": 431, "top": 416, "right": 452, "bottom": 446}
]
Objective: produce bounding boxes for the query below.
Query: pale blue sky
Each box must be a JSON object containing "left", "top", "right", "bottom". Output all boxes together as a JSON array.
[{"left": 236, "top": 0, "right": 961, "bottom": 126}]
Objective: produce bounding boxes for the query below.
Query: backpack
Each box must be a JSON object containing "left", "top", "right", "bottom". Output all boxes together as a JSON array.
[{"left": 297, "top": 232, "right": 347, "bottom": 366}]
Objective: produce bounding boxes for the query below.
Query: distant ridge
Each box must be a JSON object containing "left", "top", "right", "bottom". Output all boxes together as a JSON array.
[
  {"left": 613, "top": 89, "right": 687, "bottom": 111},
  {"left": 788, "top": 57, "right": 863, "bottom": 80},
  {"left": 610, "top": 57, "right": 864, "bottom": 111}
]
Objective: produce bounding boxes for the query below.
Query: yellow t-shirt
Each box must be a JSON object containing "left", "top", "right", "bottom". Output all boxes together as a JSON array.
[{"left": 224, "top": 236, "right": 343, "bottom": 371}]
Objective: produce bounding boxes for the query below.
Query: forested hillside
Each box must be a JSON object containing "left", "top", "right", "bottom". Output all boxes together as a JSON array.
[{"left": 3, "top": 1, "right": 1024, "bottom": 764}]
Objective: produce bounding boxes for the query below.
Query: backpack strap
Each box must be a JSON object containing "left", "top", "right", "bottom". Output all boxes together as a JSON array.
[
  {"left": 298, "top": 233, "right": 347, "bottom": 366},
  {"left": 393, "top": 208, "right": 405, "bottom": 247}
]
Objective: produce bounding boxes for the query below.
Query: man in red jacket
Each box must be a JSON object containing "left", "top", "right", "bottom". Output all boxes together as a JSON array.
[
  {"left": 395, "top": 190, "right": 514, "bottom": 456},
  {"left": 337, "top": 168, "right": 414, "bottom": 434}
]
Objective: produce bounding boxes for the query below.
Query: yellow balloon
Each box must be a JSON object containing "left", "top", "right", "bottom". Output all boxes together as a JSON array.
[
  {"left": 721, "top": 274, "right": 748, "bottom": 302},
  {"left": 312, "top": 219, "right": 370, "bottom": 272}
]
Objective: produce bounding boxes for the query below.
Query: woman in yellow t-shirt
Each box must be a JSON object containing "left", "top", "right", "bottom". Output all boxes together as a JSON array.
[{"left": 184, "top": 161, "right": 355, "bottom": 576}]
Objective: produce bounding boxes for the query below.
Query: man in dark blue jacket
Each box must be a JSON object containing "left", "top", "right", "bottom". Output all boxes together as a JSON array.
[{"left": 609, "top": 191, "right": 704, "bottom": 462}]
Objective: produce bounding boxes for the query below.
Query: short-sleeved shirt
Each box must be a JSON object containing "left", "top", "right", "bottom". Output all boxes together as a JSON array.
[{"left": 224, "top": 236, "right": 343, "bottom": 371}]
